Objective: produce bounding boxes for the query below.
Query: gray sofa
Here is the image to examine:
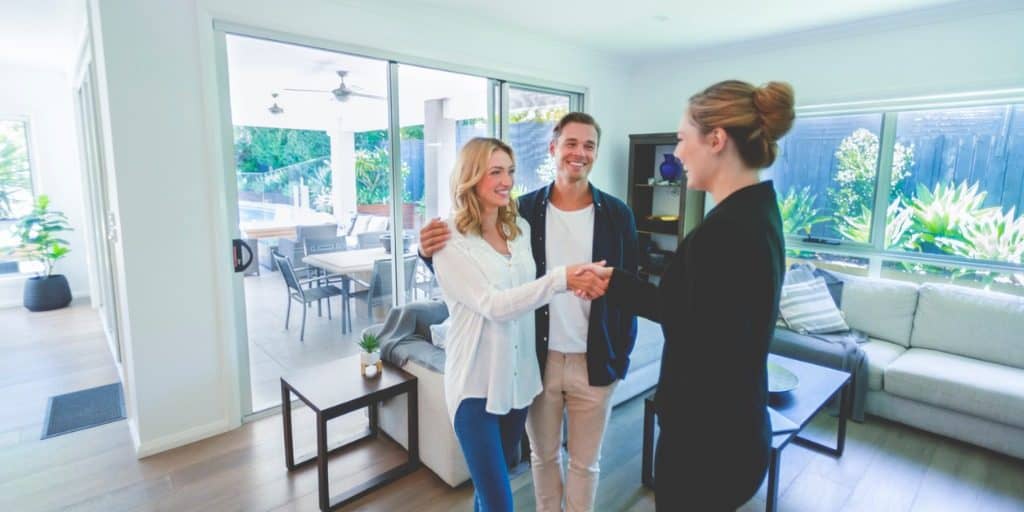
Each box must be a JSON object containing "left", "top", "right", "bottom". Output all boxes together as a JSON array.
[
  {"left": 820, "top": 273, "right": 1024, "bottom": 459},
  {"left": 367, "top": 301, "right": 664, "bottom": 487}
]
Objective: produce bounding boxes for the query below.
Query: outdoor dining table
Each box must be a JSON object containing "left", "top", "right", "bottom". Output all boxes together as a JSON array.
[{"left": 302, "top": 246, "right": 418, "bottom": 333}]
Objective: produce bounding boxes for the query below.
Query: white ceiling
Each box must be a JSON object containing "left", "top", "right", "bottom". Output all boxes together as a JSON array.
[
  {"left": 0, "top": 0, "right": 85, "bottom": 71},
  {"left": 376, "top": 0, "right": 964, "bottom": 55}
]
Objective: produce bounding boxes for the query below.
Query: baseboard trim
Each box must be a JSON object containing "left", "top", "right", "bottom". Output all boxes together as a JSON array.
[
  {"left": 0, "top": 291, "right": 91, "bottom": 309},
  {"left": 134, "top": 418, "right": 234, "bottom": 458}
]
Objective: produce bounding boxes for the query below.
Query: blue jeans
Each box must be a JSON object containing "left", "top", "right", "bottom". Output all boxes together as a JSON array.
[{"left": 453, "top": 398, "right": 528, "bottom": 512}]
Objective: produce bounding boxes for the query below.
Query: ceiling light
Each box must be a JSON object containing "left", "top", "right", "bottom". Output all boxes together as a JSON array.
[{"left": 268, "top": 93, "right": 284, "bottom": 115}]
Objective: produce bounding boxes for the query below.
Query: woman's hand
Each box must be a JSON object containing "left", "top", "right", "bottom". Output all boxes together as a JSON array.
[{"left": 567, "top": 261, "right": 611, "bottom": 300}]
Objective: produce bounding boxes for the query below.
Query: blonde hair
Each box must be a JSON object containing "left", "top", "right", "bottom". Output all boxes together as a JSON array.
[
  {"left": 451, "top": 137, "right": 522, "bottom": 240},
  {"left": 688, "top": 80, "right": 795, "bottom": 169}
]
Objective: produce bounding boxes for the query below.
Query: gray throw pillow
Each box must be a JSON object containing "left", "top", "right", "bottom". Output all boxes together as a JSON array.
[{"left": 789, "top": 263, "right": 844, "bottom": 307}]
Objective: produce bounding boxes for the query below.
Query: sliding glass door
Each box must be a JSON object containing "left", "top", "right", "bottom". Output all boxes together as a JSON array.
[
  {"left": 215, "top": 28, "right": 583, "bottom": 416},
  {"left": 221, "top": 34, "right": 398, "bottom": 412}
]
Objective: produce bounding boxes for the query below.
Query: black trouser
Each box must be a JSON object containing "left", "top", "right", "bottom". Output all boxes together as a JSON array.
[{"left": 654, "top": 428, "right": 767, "bottom": 511}]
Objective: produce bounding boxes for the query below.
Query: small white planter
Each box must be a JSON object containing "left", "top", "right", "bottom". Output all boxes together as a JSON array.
[{"left": 360, "top": 350, "right": 382, "bottom": 377}]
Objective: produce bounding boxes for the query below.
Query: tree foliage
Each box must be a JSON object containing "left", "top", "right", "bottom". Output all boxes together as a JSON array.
[
  {"left": 829, "top": 128, "right": 914, "bottom": 221},
  {"left": 0, "top": 124, "right": 32, "bottom": 219}
]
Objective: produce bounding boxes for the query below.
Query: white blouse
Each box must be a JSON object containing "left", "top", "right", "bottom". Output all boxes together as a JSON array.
[{"left": 433, "top": 217, "right": 567, "bottom": 424}]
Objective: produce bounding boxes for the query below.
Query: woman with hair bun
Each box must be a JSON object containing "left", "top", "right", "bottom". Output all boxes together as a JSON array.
[{"left": 574, "top": 80, "right": 795, "bottom": 509}]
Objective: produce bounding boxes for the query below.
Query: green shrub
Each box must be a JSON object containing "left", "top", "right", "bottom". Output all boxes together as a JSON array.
[
  {"left": 838, "top": 197, "right": 913, "bottom": 247},
  {"left": 905, "top": 181, "right": 991, "bottom": 255},
  {"left": 961, "top": 206, "right": 1024, "bottom": 264},
  {"left": 779, "top": 186, "right": 828, "bottom": 235},
  {"left": 355, "top": 147, "right": 411, "bottom": 204}
]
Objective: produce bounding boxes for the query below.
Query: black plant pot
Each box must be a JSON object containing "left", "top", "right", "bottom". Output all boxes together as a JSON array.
[{"left": 24, "top": 274, "right": 72, "bottom": 312}]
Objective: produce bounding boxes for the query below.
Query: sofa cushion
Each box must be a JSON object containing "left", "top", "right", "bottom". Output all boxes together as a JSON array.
[
  {"left": 860, "top": 338, "right": 905, "bottom": 391},
  {"left": 630, "top": 318, "right": 665, "bottom": 369},
  {"left": 839, "top": 274, "right": 919, "bottom": 347},
  {"left": 910, "top": 283, "right": 1024, "bottom": 369},
  {"left": 884, "top": 348, "right": 1024, "bottom": 429},
  {"left": 351, "top": 214, "right": 372, "bottom": 235},
  {"left": 367, "top": 215, "right": 389, "bottom": 232}
]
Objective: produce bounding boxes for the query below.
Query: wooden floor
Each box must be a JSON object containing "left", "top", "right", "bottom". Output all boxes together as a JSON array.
[{"left": 2, "top": 303, "right": 1023, "bottom": 511}]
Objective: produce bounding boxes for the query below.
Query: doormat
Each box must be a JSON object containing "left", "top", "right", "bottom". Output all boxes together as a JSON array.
[{"left": 41, "top": 382, "right": 126, "bottom": 439}]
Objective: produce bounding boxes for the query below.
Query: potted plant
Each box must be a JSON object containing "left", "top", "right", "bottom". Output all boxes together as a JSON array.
[
  {"left": 357, "top": 331, "right": 382, "bottom": 377},
  {"left": 6, "top": 195, "right": 73, "bottom": 311}
]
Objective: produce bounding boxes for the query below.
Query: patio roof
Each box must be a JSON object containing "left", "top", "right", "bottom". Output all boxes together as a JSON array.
[{"left": 225, "top": 34, "right": 568, "bottom": 133}]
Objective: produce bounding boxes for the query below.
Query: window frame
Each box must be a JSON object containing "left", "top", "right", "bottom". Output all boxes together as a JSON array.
[
  {"left": 0, "top": 116, "right": 37, "bottom": 221},
  {"left": 0, "top": 117, "right": 39, "bottom": 277},
  {"left": 784, "top": 91, "right": 1024, "bottom": 282}
]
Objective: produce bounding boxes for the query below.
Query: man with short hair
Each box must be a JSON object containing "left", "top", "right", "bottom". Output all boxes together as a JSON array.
[{"left": 419, "top": 112, "right": 638, "bottom": 511}]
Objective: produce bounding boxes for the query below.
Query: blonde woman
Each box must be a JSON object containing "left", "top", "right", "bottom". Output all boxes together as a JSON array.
[{"left": 432, "top": 137, "right": 601, "bottom": 511}]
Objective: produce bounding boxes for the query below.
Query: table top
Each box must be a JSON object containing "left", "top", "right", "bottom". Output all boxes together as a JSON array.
[
  {"left": 302, "top": 247, "right": 419, "bottom": 275},
  {"left": 302, "top": 247, "right": 390, "bottom": 275},
  {"left": 241, "top": 225, "right": 298, "bottom": 240},
  {"left": 281, "top": 354, "right": 415, "bottom": 412},
  {"left": 768, "top": 354, "right": 850, "bottom": 447}
]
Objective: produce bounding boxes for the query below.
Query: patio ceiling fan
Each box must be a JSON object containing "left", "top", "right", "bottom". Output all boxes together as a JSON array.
[{"left": 284, "top": 70, "right": 385, "bottom": 103}]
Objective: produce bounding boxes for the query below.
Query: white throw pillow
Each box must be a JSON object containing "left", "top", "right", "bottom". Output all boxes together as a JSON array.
[
  {"left": 367, "top": 216, "right": 389, "bottom": 232},
  {"left": 430, "top": 319, "right": 451, "bottom": 349},
  {"left": 779, "top": 276, "right": 849, "bottom": 334},
  {"left": 351, "top": 214, "right": 371, "bottom": 235}
]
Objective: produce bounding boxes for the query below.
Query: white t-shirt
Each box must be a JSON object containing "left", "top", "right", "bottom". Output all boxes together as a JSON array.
[
  {"left": 545, "top": 203, "right": 595, "bottom": 354},
  {"left": 433, "top": 217, "right": 567, "bottom": 424}
]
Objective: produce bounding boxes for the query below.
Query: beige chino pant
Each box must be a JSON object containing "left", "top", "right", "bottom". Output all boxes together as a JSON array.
[{"left": 526, "top": 351, "right": 618, "bottom": 512}]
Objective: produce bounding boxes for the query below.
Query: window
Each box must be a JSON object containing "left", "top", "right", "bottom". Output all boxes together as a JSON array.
[
  {"left": 507, "top": 87, "right": 573, "bottom": 192},
  {"left": 773, "top": 102, "right": 1024, "bottom": 293},
  {"left": 767, "top": 113, "right": 884, "bottom": 242},
  {"left": 0, "top": 120, "right": 35, "bottom": 274}
]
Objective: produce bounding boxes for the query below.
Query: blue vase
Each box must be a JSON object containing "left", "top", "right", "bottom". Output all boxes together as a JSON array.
[{"left": 659, "top": 153, "right": 682, "bottom": 182}]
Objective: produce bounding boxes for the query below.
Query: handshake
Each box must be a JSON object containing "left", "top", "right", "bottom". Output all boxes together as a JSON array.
[{"left": 567, "top": 261, "right": 613, "bottom": 301}]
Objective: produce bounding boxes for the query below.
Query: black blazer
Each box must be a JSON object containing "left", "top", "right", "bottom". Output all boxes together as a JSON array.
[{"left": 606, "top": 181, "right": 785, "bottom": 504}]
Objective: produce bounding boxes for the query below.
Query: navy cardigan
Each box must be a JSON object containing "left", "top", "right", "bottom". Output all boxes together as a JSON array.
[{"left": 515, "top": 183, "right": 639, "bottom": 386}]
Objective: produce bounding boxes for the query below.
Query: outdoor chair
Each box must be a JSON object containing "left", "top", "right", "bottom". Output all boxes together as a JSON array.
[
  {"left": 303, "top": 235, "right": 349, "bottom": 315},
  {"left": 347, "top": 255, "right": 419, "bottom": 326},
  {"left": 272, "top": 252, "right": 344, "bottom": 342},
  {"left": 275, "top": 223, "right": 338, "bottom": 275},
  {"left": 357, "top": 231, "right": 388, "bottom": 249}
]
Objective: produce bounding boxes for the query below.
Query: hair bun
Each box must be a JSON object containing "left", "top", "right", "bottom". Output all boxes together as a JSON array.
[{"left": 752, "top": 81, "right": 795, "bottom": 141}]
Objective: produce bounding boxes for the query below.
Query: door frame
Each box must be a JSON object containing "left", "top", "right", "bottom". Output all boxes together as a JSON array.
[{"left": 73, "top": 41, "right": 124, "bottom": 365}]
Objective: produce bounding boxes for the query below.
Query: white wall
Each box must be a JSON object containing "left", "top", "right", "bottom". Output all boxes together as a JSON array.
[
  {"left": 625, "top": 2, "right": 1024, "bottom": 133},
  {"left": 89, "top": 0, "right": 631, "bottom": 455},
  {"left": 0, "top": 61, "right": 89, "bottom": 308}
]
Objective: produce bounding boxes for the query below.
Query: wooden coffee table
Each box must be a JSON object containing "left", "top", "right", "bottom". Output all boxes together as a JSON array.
[
  {"left": 641, "top": 354, "right": 851, "bottom": 511},
  {"left": 281, "top": 355, "right": 418, "bottom": 511}
]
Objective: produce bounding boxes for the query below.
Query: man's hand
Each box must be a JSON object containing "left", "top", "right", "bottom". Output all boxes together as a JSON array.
[
  {"left": 418, "top": 218, "right": 451, "bottom": 258},
  {"left": 567, "top": 261, "right": 611, "bottom": 300}
]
